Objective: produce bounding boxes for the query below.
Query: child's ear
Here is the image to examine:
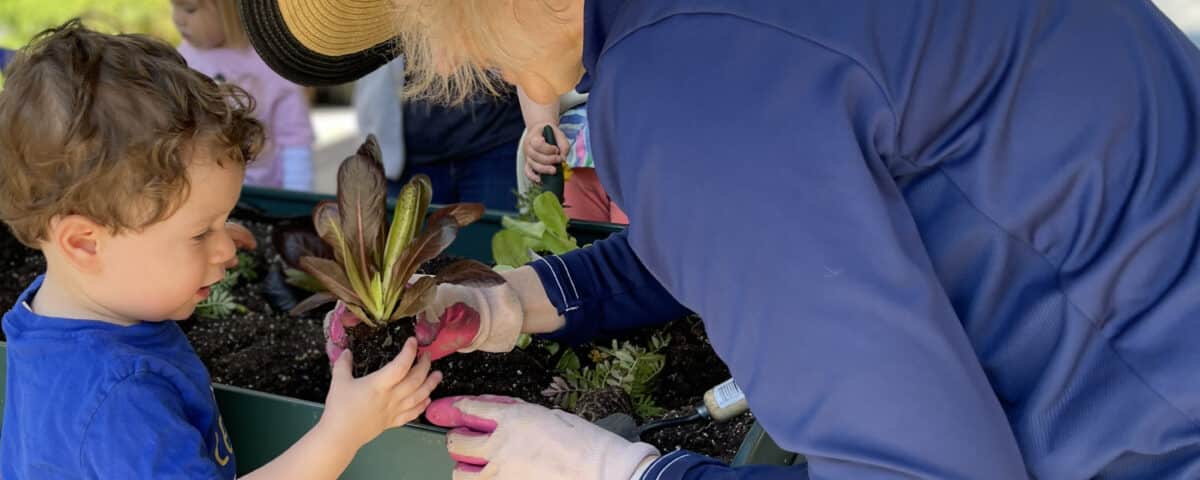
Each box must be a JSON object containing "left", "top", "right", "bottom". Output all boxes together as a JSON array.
[{"left": 49, "top": 215, "right": 104, "bottom": 272}]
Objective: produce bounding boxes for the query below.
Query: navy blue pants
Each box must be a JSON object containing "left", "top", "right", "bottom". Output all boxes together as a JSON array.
[{"left": 388, "top": 139, "right": 519, "bottom": 212}]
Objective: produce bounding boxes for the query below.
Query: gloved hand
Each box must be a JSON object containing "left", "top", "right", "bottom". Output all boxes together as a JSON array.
[
  {"left": 415, "top": 266, "right": 561, "bottom": 361},
  {"left": 323, "top": 301, "right": 358, "bottom": 364},
  {"left": 324, "top": 266, "right": 561, "bottom": 363},
  {"left": 426, "top": 395, "right": 659, "bottom": 480},
  {"left": 321, "top": 283, "right": 520, "bottom": 365},
  {"left": 414, "top": 282, "right": 524, "bottom": 361},
  {"left": 322, "top": 280, "right": 526, "bottom": 364}
]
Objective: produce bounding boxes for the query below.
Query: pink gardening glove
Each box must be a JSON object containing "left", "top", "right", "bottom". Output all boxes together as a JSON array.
[
  {"left": 323, "top": 302, "right": 362, "bottom": 364},
  {"left": 426, "top": 395, "right": 659, "bottom": 480},
  {"left": 324, "top": 281, "right": 525, "bottom": 363},
  {"left": 414, "top": 283, "right": 524, "bottom": 361}
]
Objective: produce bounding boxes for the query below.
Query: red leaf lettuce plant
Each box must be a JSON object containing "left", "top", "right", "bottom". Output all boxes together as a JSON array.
[{"left": 289, "top": 135, "right": 500, "bottom": 332}]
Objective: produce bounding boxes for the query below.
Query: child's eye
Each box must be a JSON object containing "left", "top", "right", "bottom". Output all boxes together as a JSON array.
[{"left": 192, "top": 229, "right": 211, "bottom": 242}]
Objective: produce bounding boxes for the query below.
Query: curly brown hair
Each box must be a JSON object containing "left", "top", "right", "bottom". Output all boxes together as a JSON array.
[{"left": 0, "top": 19, "right": 265, "bottom": 248}]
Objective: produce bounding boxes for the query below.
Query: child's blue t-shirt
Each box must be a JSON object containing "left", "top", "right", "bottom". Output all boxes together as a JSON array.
[{"left": 1, "top": 276, "right": 236, "bottom": 479}]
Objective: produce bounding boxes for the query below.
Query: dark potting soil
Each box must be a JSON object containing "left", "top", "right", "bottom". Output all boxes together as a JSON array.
[
  {"left": 0, "top": 234, "right": 44, "bottom": 318},
  {"left": 0, "top": 211, "right": 754, "bottom": 462}
]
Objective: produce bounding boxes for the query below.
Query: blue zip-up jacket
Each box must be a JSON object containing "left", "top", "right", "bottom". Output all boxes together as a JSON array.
[
  {"left": 1, "top": 276, "right": 237, "bottom": 479},
  {"left": 531, "top": 1, "right": 1200, "bottom": 478}
]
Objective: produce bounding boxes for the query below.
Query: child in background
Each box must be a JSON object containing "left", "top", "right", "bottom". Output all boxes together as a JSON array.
[
  {"left": 173, "top": 0, "right": 316, "bottom": 191},
  {"left": 0, "top": 21, "right": 440, "bottom": 479},
  {"left": 553, "top": 104, "right": 630, "bottom": 224},
  {"left": 518, "top": 88, "right": 629, "bottom": 224}
]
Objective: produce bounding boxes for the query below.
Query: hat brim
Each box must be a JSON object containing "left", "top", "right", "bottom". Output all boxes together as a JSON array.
[{"left": 240, "top": 0, "right": 400, "bottom": 86}]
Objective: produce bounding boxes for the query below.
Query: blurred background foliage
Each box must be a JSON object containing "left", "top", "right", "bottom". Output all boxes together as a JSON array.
[
  {"left": 0, "top": 0, "right": 179, "bottom": 48},
  {"left": 0, "top": 0, "right": 179, "bottom": 88}
]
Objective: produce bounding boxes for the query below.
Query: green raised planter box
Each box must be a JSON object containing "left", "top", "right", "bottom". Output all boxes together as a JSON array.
[{"left": 0, "top": 186, "right": 801, "bottom": 477}]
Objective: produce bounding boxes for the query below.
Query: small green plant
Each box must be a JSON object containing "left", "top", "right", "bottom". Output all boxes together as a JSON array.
[
  {"left": 195, "top": 252, "right": 256, "bottom": 320},
  {"left": 219, "top": 251, "right": 258, "bottom": 287},
  {"left": 195, "top": 286, "right": 245, "bottom": 319},
  {"left": 542, "top": 333, "right": 669, "bottom": 418},
  {"left": 512, "top": 183, "right": 570, "bottom": 220},
  {"left": 498, "top": 187, "right": 579, "bottom": 349},
  {"left": 492, "top": 190, "right": 578, "bottom": 269}
]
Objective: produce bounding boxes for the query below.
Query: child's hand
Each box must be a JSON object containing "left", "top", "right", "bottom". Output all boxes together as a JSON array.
[
  {"left": 523, "top": 123, "right": 569, "bottom": 183},
  {"left": 316, "top": 338, "right": 442, "bottom": 449}
]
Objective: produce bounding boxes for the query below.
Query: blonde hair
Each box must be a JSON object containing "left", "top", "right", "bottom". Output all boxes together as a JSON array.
[
  {"left": 214, "top": 0, "right": 249, "bottom": 50},
  {"left": 395, "top": 0, "right": 571, "bottom": 105}
]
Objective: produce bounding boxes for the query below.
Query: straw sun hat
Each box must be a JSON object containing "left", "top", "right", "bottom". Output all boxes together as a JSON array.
[{"left": 239, "top": 0, "right": 401, "bottom": 86}]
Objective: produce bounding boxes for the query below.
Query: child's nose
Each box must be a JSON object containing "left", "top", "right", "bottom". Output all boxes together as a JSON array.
[{"left": 210, "top": 229, "right": 236, "bottom": 265}]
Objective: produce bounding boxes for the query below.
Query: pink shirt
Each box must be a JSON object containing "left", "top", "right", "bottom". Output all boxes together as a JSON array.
[{"left": 178, "top": 43, "right": 314, "bottom": 188}]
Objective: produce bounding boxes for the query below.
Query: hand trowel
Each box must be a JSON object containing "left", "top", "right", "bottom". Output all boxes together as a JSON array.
[{"left": 596, "top": 378, "right": 750, "bottom": 442}]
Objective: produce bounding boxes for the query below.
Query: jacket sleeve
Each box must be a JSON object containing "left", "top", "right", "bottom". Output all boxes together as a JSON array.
[
  {"left": 640, "top": 451, "right": 808, "bottom": 480},
  {"left": 530, "top": 230, "right": 692, "bottom": 345}
]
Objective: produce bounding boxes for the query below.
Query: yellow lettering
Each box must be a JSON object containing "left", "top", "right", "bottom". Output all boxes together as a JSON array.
[
  {"left": 213, "top": 416, "right": 233, "bottom": 467},
  {"left": 219, "top": 417, "right": 234, "bottom": 454},
  {"left": 213, "top": 431, "right": 230, "bottom": 466}
]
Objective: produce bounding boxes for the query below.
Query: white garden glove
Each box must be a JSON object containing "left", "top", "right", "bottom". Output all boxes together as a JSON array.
[
  {"left": 414, "top": 282, "right": 525, "bottom": 360},
  {"left": 325, "top": 266, "right": 559, "bottom": 362},
  {"left": 415, "top": 266, "right": 558, "bottom": 360},
  {"left": 426, "top": 395, "right": 659, "bottom": 480},
  {"left": 321, "top": 270, "right": 523, "bottom": 364},
  {"left": 321, "top": 284, "right": 522, "bottom": 364}
]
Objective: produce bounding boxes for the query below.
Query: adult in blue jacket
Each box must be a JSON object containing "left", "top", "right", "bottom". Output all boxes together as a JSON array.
[{"left": 242, "top": 0, "right": 1200, "bottom": 478}]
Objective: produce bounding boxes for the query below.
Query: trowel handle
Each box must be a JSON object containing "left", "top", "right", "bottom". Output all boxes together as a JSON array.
[
  {"left": 538, "top": 125, "right": 565, "bottom": 202},
  {"left": 635, "top": 411, "right": 705, "bottom": 438},
  {"left": 699, "top": 378, "right": 750, "bottom": 422}
]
